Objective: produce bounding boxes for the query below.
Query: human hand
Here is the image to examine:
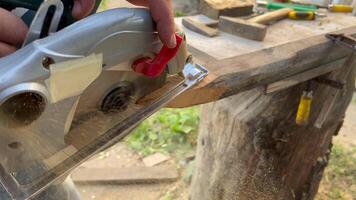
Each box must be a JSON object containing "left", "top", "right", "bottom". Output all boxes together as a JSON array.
[
  {"left": 73, "top": 0, "right": 176, "bottom": 48},
  {"left": 127, "top": 0, "right": 176, "bottom": 48},
  {"left": 0, "top": 8, "right": 28, "bottom": 57},
  {"left": 0, "top": 0, "right": 97, "bottom": 57}
]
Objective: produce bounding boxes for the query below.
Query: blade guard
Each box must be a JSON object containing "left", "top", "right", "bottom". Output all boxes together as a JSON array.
[
  {"left": 132, "top": 34, "right": 184, "bottom": 77},
  {"left": 0, "top": 7, "right": 208, "bottom": 200}
]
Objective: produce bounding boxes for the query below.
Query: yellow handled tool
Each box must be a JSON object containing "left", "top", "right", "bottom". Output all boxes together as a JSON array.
[
  {"left": 288, "top": 11, "right": 315, "bottom": 20},
  {"left": 328, "top": 4, "right": 353, "bottom": 12},
  {"left": 296, "top": 90, "right": 313, "bottom": 126}
]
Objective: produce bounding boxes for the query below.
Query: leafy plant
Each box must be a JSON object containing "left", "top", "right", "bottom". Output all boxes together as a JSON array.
[{"left": 126, "top": 107, "right": 200, "bottom": 156}]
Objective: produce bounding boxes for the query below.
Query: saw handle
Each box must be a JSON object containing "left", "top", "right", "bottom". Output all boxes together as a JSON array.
[{"left": 132, "top": 34, "right": 184, "bottom": 77}]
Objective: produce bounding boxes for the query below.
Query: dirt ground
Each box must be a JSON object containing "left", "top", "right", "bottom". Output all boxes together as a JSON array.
[
  {"left": 334, "top": 95, "right": 356, "bottom": 147},
  {"left": 74, "top": 142, "right": 187, "bottom": 200}
]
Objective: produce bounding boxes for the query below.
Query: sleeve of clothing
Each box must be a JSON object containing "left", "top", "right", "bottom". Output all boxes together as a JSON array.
[{"left": 8, "top": 0, "right": 102, "bottom": 29}]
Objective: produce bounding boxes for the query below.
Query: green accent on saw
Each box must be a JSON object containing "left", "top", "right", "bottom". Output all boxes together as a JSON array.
[{"left": 267, "top": 2, "right": 318, "bottom": 12}]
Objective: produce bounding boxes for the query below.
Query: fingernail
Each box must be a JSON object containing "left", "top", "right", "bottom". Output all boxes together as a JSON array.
[{"left": 168, "top": 35, "right": 177, "bottom": 48}]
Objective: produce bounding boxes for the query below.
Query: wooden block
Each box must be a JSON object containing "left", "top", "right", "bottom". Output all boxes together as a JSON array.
[
  {"left": 143, "top": 153, "right": 170, "bottom": 167},
  {"left": 182, "top": 17, "right": 218, "bottom": 37},
  {"left": 219, "top": 16, "right": 267, "bottom": 41},
  {"left": 265, "top": 58, "right": 346, "bottom": 94},
  {"left": 200, "top": 0, "right": 253, "bottom": 19},
  {"left": 72, "top": 165, "right": 178, "bottom": 184}
]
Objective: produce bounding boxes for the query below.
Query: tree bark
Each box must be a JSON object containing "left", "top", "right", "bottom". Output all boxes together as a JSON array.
[{"left": 190, "top": 57, "right": 356, "bottom": 200}]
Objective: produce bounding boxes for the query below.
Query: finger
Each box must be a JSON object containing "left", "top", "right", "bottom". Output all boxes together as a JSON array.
[
  {"left": 126, "top": 0, "right": 149, "bottom": 7},
  {"left": 72, "top": 0, "right": 96, "bottom": 19},
  {"left": 0, "top": 8, "right": 28, "bottom": 45},
  {"left": 0, "top": 42, "right": 17, "bottom": 57},
  {"left": 148, "top": 0, "right": 176, "bottom": 48}
]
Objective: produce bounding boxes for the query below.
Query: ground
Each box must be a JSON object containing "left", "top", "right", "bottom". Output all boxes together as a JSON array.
[{"left": 333, "top": 95, "right": 356, "bottom": 147}]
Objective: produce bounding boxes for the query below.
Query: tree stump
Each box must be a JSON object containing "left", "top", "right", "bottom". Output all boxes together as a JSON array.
[{"left": 190, "top": 58, "right": 356, "bottom": 200}]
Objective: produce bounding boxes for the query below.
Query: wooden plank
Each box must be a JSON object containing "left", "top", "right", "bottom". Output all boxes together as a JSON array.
[
  {"left": 166, "top": 26, "right": 356, "bottom": 108},
  {"left": 71, "top": 165, "right": 178, "bottom": 184},
  {"left": 200, "top": 0, "right": 253, "bottom": 19},
  {"left": 265, "top": 58, "right": 347, "bottom": 94},
  {"left": 314, "top": 54, "right": 356, "bottom": 128},
  {"left": 182, "top": 17, "right": 218, "bottom": 37}
]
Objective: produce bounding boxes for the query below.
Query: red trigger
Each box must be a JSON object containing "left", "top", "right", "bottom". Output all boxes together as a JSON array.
[{"left": 132, "top": 33, "right": 184, "bottom": 77}]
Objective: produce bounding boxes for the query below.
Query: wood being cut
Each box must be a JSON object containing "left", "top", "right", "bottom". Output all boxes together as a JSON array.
[
  {"left": 165, "top": 26, "right": 356, "bottom": 108},
  {"left": 200, "top": 0, "right": 254, "bottom": 19},
  {"left": 164, "top": 13, "right": 356, "bottom": 107}
]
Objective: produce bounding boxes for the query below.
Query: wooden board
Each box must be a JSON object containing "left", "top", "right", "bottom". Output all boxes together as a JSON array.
[
  {"left": 161, "top": 14, "right": 356, "bottom": 108},
  {"left": 72, "top": 165, "right": 178, "bottom": 184}
]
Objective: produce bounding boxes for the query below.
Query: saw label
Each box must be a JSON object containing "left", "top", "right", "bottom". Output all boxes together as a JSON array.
[{"left": 45, "top": 53, "right": 103, "bottom": 103}]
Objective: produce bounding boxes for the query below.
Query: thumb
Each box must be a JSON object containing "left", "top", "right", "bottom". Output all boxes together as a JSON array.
[{"left": 72, "top": 0, "right": 96, "bottom": 19}]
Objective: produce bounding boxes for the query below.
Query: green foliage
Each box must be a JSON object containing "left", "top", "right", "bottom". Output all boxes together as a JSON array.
[
  {"left": 126, "top": 107, "right": 200, "bottom": 156},
  {"left": 317, "top": 143, "right": 356, "bottom": 200},
  {"left": 175, "top": 11, "right": 185, "bottom": 17}
]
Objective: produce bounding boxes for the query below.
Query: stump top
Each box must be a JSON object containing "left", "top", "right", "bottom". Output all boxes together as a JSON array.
[
  {"left": 166, "top": 13, "right": 356, "bottom": 107},
  {"left": 176, "top": 13, "right": 356, "bottom": 60}
]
